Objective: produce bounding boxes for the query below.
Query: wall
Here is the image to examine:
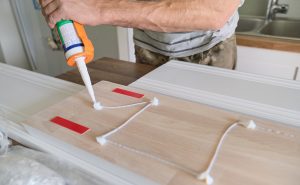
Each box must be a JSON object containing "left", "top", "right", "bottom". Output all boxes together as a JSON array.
[
  {"left": 239, "top": 0, "right": 269, "bottom": 16},
  {"left": 4, "top": 0, "right": 120, "bottom": 76},
  {"left": 0, "top": 0, "right": 30, "bottom": 69},
  {"left": 278, "top": 0, "right": 300, "bottom": 19},
  {"left": 0, "top": 43, "right": 5, "bottom": 63},
  {"left": 86, "top": 26, "right": 119, "bottom": 60},
  {"left": 239, "top": 0, "right": 300, "bottom": 19},
  {"left": 23, "top": 0, "right": 119, "bottom": 76}
]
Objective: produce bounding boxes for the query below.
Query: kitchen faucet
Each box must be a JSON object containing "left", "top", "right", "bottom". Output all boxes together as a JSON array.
[{"left": 266, "top": 0, "right": 289, "bottom": 21}]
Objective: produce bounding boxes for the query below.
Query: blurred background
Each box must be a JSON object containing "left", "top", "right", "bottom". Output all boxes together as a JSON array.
[{"left": 0, "top": 0, "right": 300, "bottom": 80}]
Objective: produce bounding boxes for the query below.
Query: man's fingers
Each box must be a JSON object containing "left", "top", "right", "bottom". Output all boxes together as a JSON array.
[
  {"left": 48, "top": 9, "right": 67, "bottom": 28},
  {"left": 39, "top": 0, "right": 65, "bottom": 28},
  {"left": 39, "top": 0, "right": 54, "bottom": 8},
  {"left": 44, "top": 0, "right": 60, "bottom": 16}
]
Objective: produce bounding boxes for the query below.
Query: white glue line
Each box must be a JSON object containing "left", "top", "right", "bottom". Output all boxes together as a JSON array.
[
  {"left": 93, "top": 96, "right": 257, "bottom": 185},
  {"left": 94, "top": 101, "right": 148, "bottom": 110},
  {"left": 96, "top": 97, "right": 159, "bottom": 145},
  {"left": 197, "top": 120, "right": 256, "bottom": 185},
  {"left": 257, "top": 126, "right": 296, "bottom": 139},
  {"left": 102, "top": 120, "right": 256, "bottom": 182},
  {"left": 107, "top": 140, "right": 198, "bottom": 176}
]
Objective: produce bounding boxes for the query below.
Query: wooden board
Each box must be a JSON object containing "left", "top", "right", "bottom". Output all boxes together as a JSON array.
[
  {"left": 56, "top": 57, "right": 156, "bottom": 86},
  {"left": 24, "top": 81, "right": 300, "bottom": 185}
]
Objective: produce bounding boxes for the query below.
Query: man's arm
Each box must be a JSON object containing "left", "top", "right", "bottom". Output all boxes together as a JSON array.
[{"left": 40, "top": 0, "right": 240, "bottom": 32}]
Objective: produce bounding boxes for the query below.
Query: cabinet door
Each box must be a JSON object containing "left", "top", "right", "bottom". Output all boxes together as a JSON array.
[{"left": 237, "top": 46, "right": 300, "bottom": 80}]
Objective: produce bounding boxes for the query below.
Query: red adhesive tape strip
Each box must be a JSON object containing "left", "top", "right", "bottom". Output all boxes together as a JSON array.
[
  {"left": 113, "top": 88, "right": 144, "bottom": 99},
  {"left": 50, "top": 116, "right": 90, "bottom": 134}
]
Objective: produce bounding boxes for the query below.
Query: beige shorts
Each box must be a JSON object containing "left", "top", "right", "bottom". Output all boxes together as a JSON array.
[{"left": 135, "top": 35, "right": 237, "bottom": 69}]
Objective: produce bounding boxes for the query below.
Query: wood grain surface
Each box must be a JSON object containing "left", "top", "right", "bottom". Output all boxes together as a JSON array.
[
  {"left": 237, "top": 34, "right": 300, "bottom": 53},
  {"left": 24, "top": 81, "right": 300, "bottom": 185},
  {"left": 56, "top": 58, "right": 156, "bottom": 86}
]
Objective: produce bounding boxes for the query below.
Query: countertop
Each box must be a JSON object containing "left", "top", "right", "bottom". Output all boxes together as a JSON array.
[{"left": 236, "top": 34, "right": 300, "bottom": 53}]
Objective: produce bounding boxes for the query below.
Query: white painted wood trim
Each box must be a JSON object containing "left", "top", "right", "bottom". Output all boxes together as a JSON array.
[
  {"left": 236, "top": 46, "right": 300, "bottom": 80},
  {"left": 132, "top": 78, "right": 300, "bottom": 126},
  {"left": 0, "top": 63, "right": 83, "bottom": 122},
  {"left": 127, "top": 28, "right": 136, "bottom": 62},
  {"left": 166, "top": 61, "right": 300, "bottom": 89},
  {"left": 117, "top": 27, "right": 135, "bottom": 62},
  {"left": 131, "top": 60, "right": 300, "bottom": 127},
  {"left": 0, "top": 104, "right": 28, "bottom": 122},
  {"left": 117, "top": 27, "right": 130, "bottom": 62},
  {"left": 0, "top": 62, "right": 83, "bottom": 94}
]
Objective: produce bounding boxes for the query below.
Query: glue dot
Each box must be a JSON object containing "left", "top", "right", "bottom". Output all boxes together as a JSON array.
[
  {"left": 93, "top": 102, "right": 103, "bottom": 110},
  {"left": 197, "top": 171, "right": 214, "bottom": 185},
  {"left": 151, "top": 97, "right": 160, "bottom": 106},
  {"left": 97, "top": 137, "right": 107, "bottom": 145},
  {"left": 206, "top": 174, "right": 214, "bottom": 185},
  {"left": 247, "top": 120, "right": 256, "bottom": 130}
]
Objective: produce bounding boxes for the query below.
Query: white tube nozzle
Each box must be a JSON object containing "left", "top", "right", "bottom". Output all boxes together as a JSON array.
[{"left": 75, "top": 57, "right": 98, "bottom": 107}]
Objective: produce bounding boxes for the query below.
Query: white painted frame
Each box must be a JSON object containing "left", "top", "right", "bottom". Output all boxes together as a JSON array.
[
  {"left": 236, "top": 46, "right": 300, "bottom": 80},
  {"left": 131, "top": 61, "right": 300, "bottom": 127},
  {"left": 117, "top": 27, "right": 135, "bottom": 62}
]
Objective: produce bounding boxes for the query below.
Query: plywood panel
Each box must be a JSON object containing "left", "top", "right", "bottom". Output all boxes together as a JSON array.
[{"left": 24, "top": 81, "right": 300, "bottom": 185}]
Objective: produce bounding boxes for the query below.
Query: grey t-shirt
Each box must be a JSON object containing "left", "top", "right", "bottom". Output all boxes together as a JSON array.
[{"left": 133, "top": 1, "right": 244, "bottom": 57}]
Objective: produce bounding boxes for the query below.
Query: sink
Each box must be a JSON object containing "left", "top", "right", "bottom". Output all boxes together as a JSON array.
[
  {"left": 259, "top": 20, "right": 300, "bottom": 39},
  {"left": 236, "top": 16, "right": 300, "bottom": 40},
  {"left": 236, "top": 18, "right": 265, "bottom": 32}
]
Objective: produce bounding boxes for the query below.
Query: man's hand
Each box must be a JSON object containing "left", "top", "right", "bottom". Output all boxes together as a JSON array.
[
  {"left": 39, "top": 0, "right": 241, "bottom": 32},
  {"left": 39, "top": 0, "right": 101, "bottom": 28}
]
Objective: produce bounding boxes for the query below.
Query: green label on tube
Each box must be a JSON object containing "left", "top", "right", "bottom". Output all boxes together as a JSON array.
[
  {"left": 56, "top": 20, "right": 74, "bottom": 45},
  {"left": 56, "top": 20, "right": 83, "bottom": 52}
]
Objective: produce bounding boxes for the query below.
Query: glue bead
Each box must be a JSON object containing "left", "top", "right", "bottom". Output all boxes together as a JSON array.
[
  {"left": 198, "top": 171, "right": 207, "bottom": 180},
  {"left": 205, "top": 174, "right": 214, "bottom": 185},
  {"left": 151, "top": 97, "right": 160, "bottom": 106},
  {"left": 197, "top": 171, "right": 214, "bottom": 185},
  {"left": 247, "top": 120, "right": 257, "bottom": 130},
  {"left": 97, "top": 137, "right": 107, "bottom": 146},
  {"left": 93, "top": 102, "right": 103, "bottom": 110}
]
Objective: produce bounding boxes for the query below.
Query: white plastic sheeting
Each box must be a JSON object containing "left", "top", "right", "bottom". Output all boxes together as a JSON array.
[{"left": 0, "top": 146, "right": 109, "bottom": 185}]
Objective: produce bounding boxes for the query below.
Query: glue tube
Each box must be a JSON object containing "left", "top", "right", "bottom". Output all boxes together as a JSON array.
[{"left": 56, "top": 20, "right": 99, "bottom": 107}]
